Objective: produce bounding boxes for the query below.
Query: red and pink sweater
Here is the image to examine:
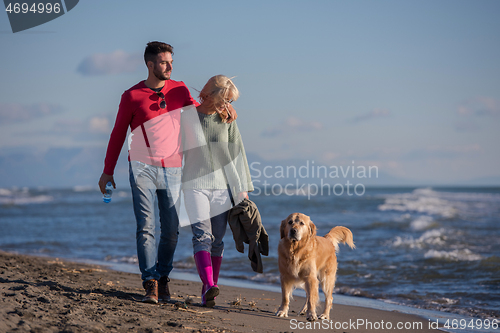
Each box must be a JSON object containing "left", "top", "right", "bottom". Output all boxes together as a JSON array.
[{"left": 103, "top": 80, "right": 197, "bottom": 175}]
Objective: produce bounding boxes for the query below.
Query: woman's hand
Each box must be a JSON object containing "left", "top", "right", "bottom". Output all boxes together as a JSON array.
[
  {"left": 237, "top": 191, "right": 248, "bottom": 202},
  {"left": 226, "top": 104, "right": 238, "bottom": 123}
]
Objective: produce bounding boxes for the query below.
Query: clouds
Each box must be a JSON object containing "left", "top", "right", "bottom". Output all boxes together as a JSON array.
[
  {"left": 0, "top": 103, "right": 63, "bottom": 124},
  {"left": 0, "top": 146, "right": 121, "bottom": 188},
  {"left": 261, "top": 116, "right": 323, "bottom": 137},
  {"left": 51, "top": 116, "right": 111, "bottom": 135},
  {"left": 457, "top": 96, "right": 500, "bottom": 117},
  {"left": 332, "top": 144, "right": 487, "bottom": 182},
  {"left": 77, "top": 50, "right": 143, "bottom": 76},
  {"left": 88, "top": 117, "right": 111, "bottom": 134},
  {"left": 1, "top": 116, "right": 113, "bottom": 148},
  {"left": 455, "top": 96, "right": 500, "bottom": 132},
  {"left": 357, "top": 144, "right": 483, "bottom": 162},
  {"left": 404, "top": 144, "right": 483, "bottom": 160},
  {"left": 350, "top": 108, "right": 391, "bottom": 123}
]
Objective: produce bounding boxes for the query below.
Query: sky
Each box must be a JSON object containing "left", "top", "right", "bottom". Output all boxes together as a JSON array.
[{"left": 1, "top": 0, "right": 499, "bottom": 188}]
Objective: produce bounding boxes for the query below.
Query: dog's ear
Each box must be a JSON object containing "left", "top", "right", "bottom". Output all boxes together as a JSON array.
[
  {"left": 309, "top": 220, "right": 317, "bottom": 238},
  {"left": 280, "top": 219, "right": 287, "bottom": 239}
]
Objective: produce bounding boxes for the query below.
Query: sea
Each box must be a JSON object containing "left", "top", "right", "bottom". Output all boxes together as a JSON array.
[{"left": 1, "top": 186, "right": 499, "bottom": 331}]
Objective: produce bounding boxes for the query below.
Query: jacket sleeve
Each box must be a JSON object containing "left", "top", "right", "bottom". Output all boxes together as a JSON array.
[
  {"left": 228, "top": 205, "right": 247, "bottom": 253},
  {"left": 228, "top": 199, "right": 268, "bottom": 273},
  {"left": 253, "top": 201, "right": 269, "bottom": 257}
]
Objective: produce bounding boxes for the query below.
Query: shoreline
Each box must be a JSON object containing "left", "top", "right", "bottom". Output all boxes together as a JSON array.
[
  {"left": 0, "top": 250, "right": 475, "bottom": 333},
  {"left": 2, "top": 186, "right": 499, "bottom": 324},
  {"left": 72, "top": 256, "right": 482, "bottom": 326}
]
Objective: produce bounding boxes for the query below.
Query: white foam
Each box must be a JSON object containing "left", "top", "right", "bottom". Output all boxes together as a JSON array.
[
  {"left": 379, "top": 188, "right": 500, "bottom": 221},
  {"left": 391, "top": 228, "right": 447, "bottom": 249},
  {"left": 0, "top": 188, "right": 13, "bottom": 196},
  {"left": 0, "top": 187, "right": 55, "bottom": 205},
  {"left": 104, "top": 255, "right": 138, "bottom": 264},
  {"left": 424, "top": 249, "right": 483, "bottom": 261},
  {"left": 0, "top": 194, "right": 54, "bottom": 205},
  {"left": 410, "top": 216, "right": 435, "bottom": 231},
  {"left": 420, "top": 229, "right": 447, "bottom": 245},
  {"left": 378, "top": 188, "right": 459, "bottom": 218},
  {"left": 430, "top": 297, "right": 459, "bottom": 305}
]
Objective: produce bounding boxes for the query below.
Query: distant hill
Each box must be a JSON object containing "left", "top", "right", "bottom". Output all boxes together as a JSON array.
[
  {"left": 454, "top": 176, "right": 500, "bottom": 187},
  {"left": 0, "top": 146, "right": 129, "bottom": 188}
]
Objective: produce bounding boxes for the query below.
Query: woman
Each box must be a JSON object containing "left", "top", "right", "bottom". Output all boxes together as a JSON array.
[{"left": 181, "top": 75, "right": 254, "bottom": 307}]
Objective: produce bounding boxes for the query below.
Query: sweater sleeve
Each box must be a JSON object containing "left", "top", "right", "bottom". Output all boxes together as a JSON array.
[
  {"left": 228, "top": 121, "right": 254, "bottom": 192},
  {"left": 103, "top": 92, "right": 134, "bottom": 175}
]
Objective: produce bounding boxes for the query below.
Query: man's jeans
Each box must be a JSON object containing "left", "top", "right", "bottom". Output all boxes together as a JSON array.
[{"left": 129, "top": 161, "right": 181, "bottom": 281}]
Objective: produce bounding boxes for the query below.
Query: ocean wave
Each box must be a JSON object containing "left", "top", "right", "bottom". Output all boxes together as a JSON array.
[
  {"left": 378, "top": 188, "right": 460, "bottom": 218},
  {"left": 390, "top": 228, "right": 448, "bottom": 249},
  {"left": 0, "top": 194, "right": 54, "bottom": 205},
  {"left": 0, "top": 187, "right": 55, "bottom": 205},
  {"left": 0, "top": 188, "right": 13, "bottom": 196},
  {"left": 335, "top": 286, "right": 374, "bottom": 298},
  {"left": 430, "top": 297, "right": 460, "bottom": 305},
  {"left": 104, "top": 255, "right": 138, "bottom": 264},
  {"left": 174, "top": 261, "right": 196, "bottom": 270},
  {"left": 73, "top": 185, "right": 96, "bottom": 192},
  {"left": 378, "top": 187, "right": 500, "bottom": 220},
  {"left": 0, "top": 241, "right": 68, "bottom": 255},
  {"left": 435, "top": 190, "right": 500, "bottom": 203},
  {"left": 246, "top": 273, "right": 280, "bottom": 284},
  {"left": 410, "top": 215, "right": 437, "bottom": 231},
  {"left": 221, "top": 272, "right": 281, "bottom": 285},
  {"left": 394, "top": 213, "right": 412, "bottom": 222},
  {"left": 424, "top": 249, "right": 483, "bottom": 261}
]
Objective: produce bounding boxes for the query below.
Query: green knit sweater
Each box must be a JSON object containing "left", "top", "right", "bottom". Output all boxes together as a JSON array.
[{"left": 181, "top": 109, "right": 254, "bottom": 194}]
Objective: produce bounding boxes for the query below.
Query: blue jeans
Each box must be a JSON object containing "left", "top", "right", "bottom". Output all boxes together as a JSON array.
[
  {"left": 129, "top": 161, "right": 181, "bottom": 281},
  {"left": 183, "top": 189, "right": 232, "bottom": 257}
]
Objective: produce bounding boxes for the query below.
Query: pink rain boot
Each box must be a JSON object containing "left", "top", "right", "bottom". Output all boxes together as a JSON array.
[
  {"left": 211, "top": 256, "right": 222, "bottom": 285},
  {"left": 194, "top": 251, "right": 219, "bottom": 307},
  {"left": 211, "top": 256, "right": 222, "bottom": 301}
]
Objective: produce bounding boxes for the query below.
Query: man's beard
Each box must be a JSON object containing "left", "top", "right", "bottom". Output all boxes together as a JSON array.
[{"left": 153, "top": 67, "right": 170, "bottom": 81}]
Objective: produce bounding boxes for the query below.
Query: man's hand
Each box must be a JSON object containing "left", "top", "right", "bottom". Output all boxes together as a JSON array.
[
  {"left": 226, "top": 104, "right": 238, "bottom": 123},
  {"left": 98, "top": 173, "right": 115, "bottom": 194}
]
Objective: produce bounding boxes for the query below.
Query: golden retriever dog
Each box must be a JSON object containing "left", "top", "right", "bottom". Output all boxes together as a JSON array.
[{"left": 275, "top": 213, "right": 355, "bottom": 321}]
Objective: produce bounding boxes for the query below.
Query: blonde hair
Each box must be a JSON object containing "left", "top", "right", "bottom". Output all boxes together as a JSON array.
[{"left": 199, "top": 75, "right": 239, "bottom": 122}]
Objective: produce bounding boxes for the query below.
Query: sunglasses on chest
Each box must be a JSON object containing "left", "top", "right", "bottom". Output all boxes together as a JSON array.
[{"left": 156, "top": 91, "right": 166, "bottom": 109}]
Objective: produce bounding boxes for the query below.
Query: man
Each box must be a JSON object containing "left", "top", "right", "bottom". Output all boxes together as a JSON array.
[{"left": 98, "top": 41, "right": 236, "bottom": 303}]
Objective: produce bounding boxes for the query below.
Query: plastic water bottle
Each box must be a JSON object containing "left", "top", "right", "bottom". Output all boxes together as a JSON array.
[{"left": 103, "top": 182, "right": 113, "bottom": 203}]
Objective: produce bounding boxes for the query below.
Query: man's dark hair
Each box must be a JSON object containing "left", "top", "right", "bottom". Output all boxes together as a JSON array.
[{"left": 144, "top": 41, "right": 174, "bottom": 64}]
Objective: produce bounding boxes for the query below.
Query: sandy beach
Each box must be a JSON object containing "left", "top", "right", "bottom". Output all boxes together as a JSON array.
[{"left": 0, "top": 250, "right": 448, "bottom": 333}]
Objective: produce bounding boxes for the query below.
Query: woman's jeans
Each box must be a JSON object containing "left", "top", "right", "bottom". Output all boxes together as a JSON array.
[
  {"left": 183, "top": 189, "right": 232, "bottom": 257},
  {"left": 129, "top": 161, "right": 181, "bottom": 281}
]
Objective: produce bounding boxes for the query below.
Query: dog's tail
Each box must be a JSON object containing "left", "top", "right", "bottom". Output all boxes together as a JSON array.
[{"left": 325, "top": 226, "right": 355, "bottom": 252}]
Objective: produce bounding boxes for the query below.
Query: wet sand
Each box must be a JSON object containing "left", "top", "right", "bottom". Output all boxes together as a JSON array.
[{"left": 0, "top": 251, "right": 444, "bottom": 332}]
